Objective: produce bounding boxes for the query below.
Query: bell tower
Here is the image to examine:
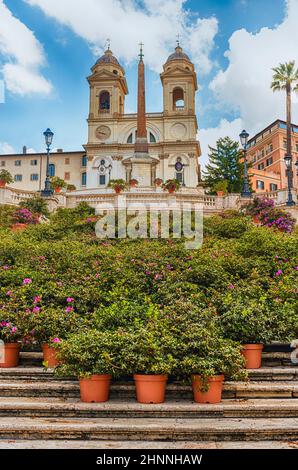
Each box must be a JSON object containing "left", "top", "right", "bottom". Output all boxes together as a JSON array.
[
  {"left": 160, "top": 43, "right": 197, "bottom": 117},
  {"left": 87, "top": 46, "right": 128, "bottom": 122}
]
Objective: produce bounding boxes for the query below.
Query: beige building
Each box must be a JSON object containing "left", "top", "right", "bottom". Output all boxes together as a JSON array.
[{"left": 0, "top": 44, "right": 201, "bottom": 192}]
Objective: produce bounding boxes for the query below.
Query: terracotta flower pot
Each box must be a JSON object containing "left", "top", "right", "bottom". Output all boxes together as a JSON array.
[
  {"left": 54, "top": 187, "right": 62, "bottom": 194},
  {"left": 216, "top": 191, "right": 224, "bottom": 197},
  {"left": 241, "top": 344, "right": 263, "bottom": 369},
  {"left": 134, "top": 374, "right": 168, "bottom": 404},
  {"left": 42, "top": 344, "right": 60, "bottom": 368},
  {"left": 252, "top": 215, "right": 260, "bottom": 224},
  {"left": 192, "top": 375, "right": 225, "bottom": 404},
  {"left": 0, "top": 343, "right": 21, "bottom": 368},
  {"left": 0, "top": 180, "right": 6, "bottom": 188},
  {"left": 79, "top": 374, "right": 112, "bottom": 403},
  {"left": 12, "top": 223, "right": 28, "bottom": 232},
  {"left": 114, "top": 187, "right": 122, "bottom": 194},
  {"left": 168, "top": 188, "right": 175, "bottom": 194}
]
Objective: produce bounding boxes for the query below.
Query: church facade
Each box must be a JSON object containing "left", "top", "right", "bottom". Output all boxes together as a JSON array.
[
  {"left": 0, "top": 45, "right": 201, "bottom": 192},
  {"left": 84, "top": 44, "right": 201, "bottom": 190}
]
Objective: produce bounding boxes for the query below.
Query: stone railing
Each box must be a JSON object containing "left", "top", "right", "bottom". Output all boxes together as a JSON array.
[{"left": 0, "top": 186, "right": 297, "bottom": 214}]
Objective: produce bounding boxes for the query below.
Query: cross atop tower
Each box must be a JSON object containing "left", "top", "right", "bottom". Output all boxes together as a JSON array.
[
  {"left": 105, "top": 38, "right": 111, "bottom": 51},
  {"left": 139, "top": 42, "right": 144, "bottom": 61},
  {"left": 176, "top": 34, "right": 180, "bottom": 47}
]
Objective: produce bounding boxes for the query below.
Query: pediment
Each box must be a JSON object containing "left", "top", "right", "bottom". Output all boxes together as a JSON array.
[{"left": 161, "top": 65, "right": 193, "bottom": 77}]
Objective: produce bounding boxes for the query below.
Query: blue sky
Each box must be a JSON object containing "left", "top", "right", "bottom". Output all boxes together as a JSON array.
[{"left": 0, "top": 0, "right": 296, "bottom": 165}]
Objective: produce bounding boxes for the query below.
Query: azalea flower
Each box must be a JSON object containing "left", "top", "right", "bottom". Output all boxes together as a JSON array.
[
  {"left": 33, "top": 306, "right": 40, "bottom": 313},
  {"left": 11, "top": 327, "right": 17, "bottom": 333},
  {"left": 52, "top": 338, "right": 61, "bottom": 343},
  {"left": 3, "top": 265, "right": 10, "bottom": 270},
  {"left": 22, "top": 278, "right": 32, "bottom": 285},
  {"left": 66, "top": 297, "right": 74, "bottom": 303},
  {"left": 65, "top": 306, "right": 74, "bottom": 313},
  {"left": 6, "top": 291, "right": 12, "bottom": 297},
  {"left": 34, "top": 296, "right": 41, "bottom": 304},
  {"left": 228, "top": 284, "right": 235, "bottom": 289},
  {"left": 275, "top": 270, "right": 283, "bottom": 277}
]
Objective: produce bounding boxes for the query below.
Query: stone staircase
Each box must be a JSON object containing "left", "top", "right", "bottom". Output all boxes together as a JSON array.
[{"left": 0, "top": 350, "right": 297, "bottom": 448}]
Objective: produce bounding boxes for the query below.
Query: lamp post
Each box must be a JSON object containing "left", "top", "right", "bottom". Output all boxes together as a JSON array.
[
  {"left": 239, "top": 129, "right": 252, "bottom": 198},
  {"left": 284, "top": 154, "right": 295, "bottom": 206},
  {"left": 41, "top": 128, "right": 54, "bottom": 197}
]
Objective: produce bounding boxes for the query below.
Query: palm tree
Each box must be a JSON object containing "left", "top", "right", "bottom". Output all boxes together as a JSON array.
[{"left": 271, "top": 61, "right": 298, "bottom": 158}]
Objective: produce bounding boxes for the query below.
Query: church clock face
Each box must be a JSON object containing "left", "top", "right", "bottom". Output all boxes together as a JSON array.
[{"left": 96, "top": 125, "right": 111, "bottom": 141}]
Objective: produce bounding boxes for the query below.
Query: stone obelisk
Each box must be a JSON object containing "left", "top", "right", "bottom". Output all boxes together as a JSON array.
[{"left": 131, "top": 43, "right": 153, "bottom": 187}]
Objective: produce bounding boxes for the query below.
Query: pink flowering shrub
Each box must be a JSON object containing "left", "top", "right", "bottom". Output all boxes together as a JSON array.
[
  {"left": 247, "top": 197, "right": 296, "bottom": 233},
  {"left": 13, "top": 208, "right": 38, "bottom": 225}
]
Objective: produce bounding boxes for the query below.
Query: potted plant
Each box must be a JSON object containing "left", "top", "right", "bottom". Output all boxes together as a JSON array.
[
  {"left": 56, "top": 329, "right": 126, "bottom": 403},
  {"left": 245, "top": 197, "right": 274, "bottom": 225},
  {"left": 123, "top": 312, "right": 177, "bottom": 404},
  {"left": 33, "top": 307, "right": 81, "bottom": 368},
  {"left": 12, "top": 208, "right": 38, "bottom": 231},
  {"left": 129, "top": 179, "right": 138, "bottom": 188},
  {"left": 154, "top": 178, "right": 163, "bottom": 187},
  {"left": 108, "top": 179, "right": 128, "bottom": 194},
  {"left": 218, "top": 286, "right": 289, "bottom": 369},
  {"left": 50, "top": 176, "right": 66, "bottom": 194},
  {"left": 0, "top": 170, "right": 13, "bottom": 188},
  {"left": 66, "top": 184, "right": 77, "bottom": 192},
  {"left": 162, "top": 179, "right": 181, "bottom": 194},
  {"left": 169, "top": 308, "right": 246, "bottom": 403},
  {"left": 0, "top": 320, "right": 21, "bottom": 368},
  {"left": 213, "top": 180, "right": 228, "bottom": 197}
]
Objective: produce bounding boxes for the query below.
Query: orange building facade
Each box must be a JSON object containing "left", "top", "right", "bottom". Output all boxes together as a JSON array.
[{"left": 247, "top": 120, "right": 298, "bottom": 193}]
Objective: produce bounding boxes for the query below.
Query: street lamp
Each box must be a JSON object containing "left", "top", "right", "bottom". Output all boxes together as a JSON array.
[
  {"left": 284, "top": 154, "right": 295, "bottom": 206},
  {"left": 239, "top": 129, "right": 252, "bottom": 198},
  {"left": 41, "top": 128, "right": 54, "bottom": 198}
]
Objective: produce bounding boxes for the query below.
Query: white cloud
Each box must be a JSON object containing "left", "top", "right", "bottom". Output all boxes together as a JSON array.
[
  {"left": 0, "top": 0, "right": 52, "bottom": 95},
  {"left": 209, "top": 0, "right": 298, "bottom": 133},
  {"left": 198, "top": 0, "right": 298, "bottom": 170},
  {"left": 24, "top": 0, "right": 218, "bottom": 74},
  {"left": 199, "top": 118, "right": 243, "bottom": 169},
  {"left": 0, "top": 142, "right": 15, "bottom": 154}
]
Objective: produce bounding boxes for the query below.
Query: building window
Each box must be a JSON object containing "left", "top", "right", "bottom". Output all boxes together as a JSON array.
[
  {"left": 99, "top": 91, "right": 110, "bottom": 112},
  {"left": 258, "top": 163, "right": 264, "bottom": 170},
  {"left": 127, "top": 133, "right": 133, "bottom": 144},
  {"left": 176, "top": 172, "right": 183, "bottom": 183},
  {"left": 81, "top": 172, "right": 87, "bottom": 186},
  {"left": 49, "top": 164, "right": 55, "bottom": 177},
  {"left": 65, "top": 158, "right": 70, "bottom": 165},
  {"left": 14, "top": 174, "right": 22, "bottom": 182},
  {"left": 0, "top": 161, "right": 5, "bottom": 167},
  {"left": 30, "top": 160, "right": 38, "bottom": 166},
  {"left": 270, "top": 183, "right": 278, "bottom": 191},
  {"left": 173, "top": 87, "right": 184, "bottom": 110},
  {"left": 81, "top": 155, "right": 87, "bottom": 167},
  {"left": 296, "top": 143, "right": 298, "bottom": 152},
  {"left": 99, "top": 174, "right": 106, "bottom": 186},
  {"left": 15, "top": 160, "right": 21, "bottom": 166},
  {"left": 266, "top": 157, "right": 273, "bottom": 166},
  {"left": 283, "top": 139, "right": 287, "bottom": 149},
  {"left": 149, "top": 132, "right": 156, "bottom": 143},
  {"left": 256, "top": 180, "right": 264, "bottom": 190},
  {"left": 64, "top": 172, "right": 70, "bottom": 181},
  {"left": 30, "top": 174, "right": 39, "bottom": 181}
]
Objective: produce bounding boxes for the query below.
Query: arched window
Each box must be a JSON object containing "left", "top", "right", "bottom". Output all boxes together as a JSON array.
[
  {"left": 150, "top": 132, "right": 156, "bottom": 143},
  {"left": 99, "top": 91, "right": 110, "bottom": 112},
  {"left": 175, "top": 157, "right": 184, "bottom": 185},
  {"left": 173, "top": 87, "right": 184, "bottom": 110},
  {"left": 49, "top": 164, "right": 55, "bottom": 177}
]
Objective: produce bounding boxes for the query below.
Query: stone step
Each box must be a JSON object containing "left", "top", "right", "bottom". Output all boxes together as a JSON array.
[
  {"left": 0, "top": 379, "right": 298, "bottom": 399},
  {"left": 2, "top": 366, "right": 298, "bottom": 382},
  {"left": 0, "top": 416, "right": 298, "bottom": 441},
  {"left": 19, "top": 351, "right": 295, "bottom": 368},
  {"left": 0, "top": 397, "right": 298, "bottom": 419},
  {"left": 0, "top": 439, "right": 297, "bottom": 449}
]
